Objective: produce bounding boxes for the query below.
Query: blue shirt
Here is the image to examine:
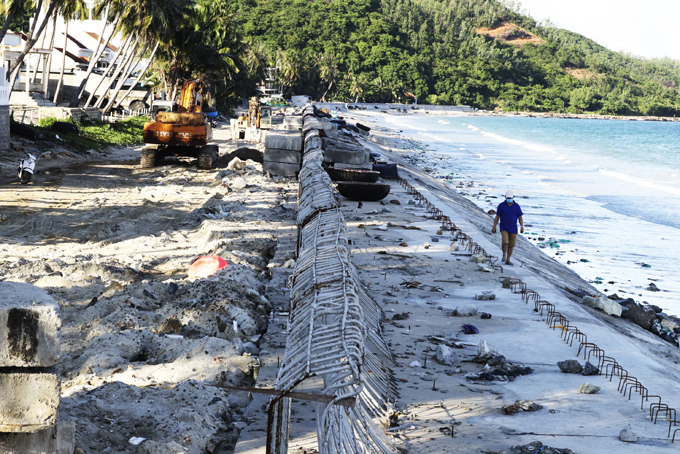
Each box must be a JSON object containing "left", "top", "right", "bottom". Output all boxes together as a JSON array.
[{"left": 496, "top": 201, "right": 523, "bottom": 234}]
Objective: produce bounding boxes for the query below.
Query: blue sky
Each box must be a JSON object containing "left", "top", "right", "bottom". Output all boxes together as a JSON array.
[{"left": 517, "top": 0, "right": 680, "bottom": 61}]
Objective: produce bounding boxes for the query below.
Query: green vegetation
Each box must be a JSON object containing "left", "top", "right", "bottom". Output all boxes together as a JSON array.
[
  {"left": 36, "top": 117, "right": 148, "bottom": 151},
  {"left": 233, "top": 0, "right": 680, "bottom": 116}
]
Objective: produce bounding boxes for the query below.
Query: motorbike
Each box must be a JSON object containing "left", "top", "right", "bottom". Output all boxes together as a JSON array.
[{"left": 17, "top": 152, "right": 36, "bottom": 184}]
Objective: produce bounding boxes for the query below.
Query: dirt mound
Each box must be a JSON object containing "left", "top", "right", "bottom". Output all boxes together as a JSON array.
[{"left": 476, "top": 22, "right": 544, "bottom": 47}]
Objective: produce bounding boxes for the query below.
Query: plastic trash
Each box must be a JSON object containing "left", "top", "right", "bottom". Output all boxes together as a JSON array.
[
  {"left": 187, "top": 255, "right": 228, "bottom": 278},
  {"left": 461, "top": 324, "right": 479, "bottom": 334}
]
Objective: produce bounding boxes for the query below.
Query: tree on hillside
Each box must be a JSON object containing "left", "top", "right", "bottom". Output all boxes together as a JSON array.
[{"left": 318, "top": 52, "right": 337, "bottom": 101}]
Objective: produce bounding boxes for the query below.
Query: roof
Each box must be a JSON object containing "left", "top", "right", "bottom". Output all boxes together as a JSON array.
[{"left": 84, "top": 32, "right": 118, "bottom": 52}]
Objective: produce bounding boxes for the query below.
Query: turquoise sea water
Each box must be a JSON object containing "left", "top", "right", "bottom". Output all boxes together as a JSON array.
[{"left": 379, "top": 114, "right": 680, "bottom": 312}]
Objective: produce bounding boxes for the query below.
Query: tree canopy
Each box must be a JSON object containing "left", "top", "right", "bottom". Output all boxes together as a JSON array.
[{"left": 232, "top": 0, "right": 680, "bottom": 115}]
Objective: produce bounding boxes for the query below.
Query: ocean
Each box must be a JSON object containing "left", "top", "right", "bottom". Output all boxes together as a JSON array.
[{"left": 378, "top": 114, "right": 680, "bottom": 313}]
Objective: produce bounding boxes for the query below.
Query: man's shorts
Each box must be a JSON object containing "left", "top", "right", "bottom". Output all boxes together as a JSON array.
[{"left": 501, "top": 231, "right": 517, "bottom": 248}]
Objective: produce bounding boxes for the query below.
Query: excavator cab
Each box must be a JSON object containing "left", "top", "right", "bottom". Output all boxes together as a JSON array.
[
  {"left": 259, "top": 106, "right": 272, "bottom": 129},
  {"left": 232, "top": 97, "right": 272, "bottom": 140}
]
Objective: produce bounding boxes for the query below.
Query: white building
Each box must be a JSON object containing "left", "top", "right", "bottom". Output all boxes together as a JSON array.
[{"left": 1, "top": 1, "right": 149, "bottom": 108}]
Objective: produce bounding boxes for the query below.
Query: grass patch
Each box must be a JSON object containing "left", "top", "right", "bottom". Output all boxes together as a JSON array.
[{"left": 36, "top": 116, "right": 148, "bottom": 151}]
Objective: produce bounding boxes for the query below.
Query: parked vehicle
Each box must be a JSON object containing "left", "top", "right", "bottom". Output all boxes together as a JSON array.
[{"left": 17, "top": 152, "right": 36, "bottom": 184}]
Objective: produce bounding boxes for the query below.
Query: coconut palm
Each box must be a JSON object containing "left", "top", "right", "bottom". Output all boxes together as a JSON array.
[
  {"left": 8, "top": 0, "right": 60, "bottom": 92},
  {"left": 83, "top": 31, "right": 131, "bottom": 107},
  {"left": 110, "top": 39, "right": 159, "bottom": 110},
  {"left": 0, "top": 0, "right": 27, "bottom": 54},
  {"left": 52, "top": 0, "right": 88, "bottom": 104},
  {"left": 318, "top": 53, "right": 337, "bottom": 102},
  {"left": 68, "top": 0, "right": 120, "bottom": 107},
  {"left": 8, "top": 0, "right": 60, "bottom": 94},
  {"left": 95, "top": 0, "right": 183, "bottom": 111}
]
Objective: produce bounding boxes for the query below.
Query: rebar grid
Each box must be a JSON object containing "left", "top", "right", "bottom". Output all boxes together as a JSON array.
[
  {"left": 298, "top": 171, "right": 339, "bottom": 226},
  {"left": 301, "top": 148, "right": 325, "bottom": 169}
]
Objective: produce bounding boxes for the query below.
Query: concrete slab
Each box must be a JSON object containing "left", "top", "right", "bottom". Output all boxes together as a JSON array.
[
  {"left": 265, "top": 133, "right": 303, "bottom": 152},
  {"left": 0, "top": 282, "right": 60, "bottom": 368},
  {"left": 0, "top": 370, "right": 59, "bottom": 433},
  {"left": 323, "top": 146, "right": 371, "bottom": 165},
  {"left": 264, "top": 148, "right": 301, "bottom": 165},
  {"left": 0, "top": 418, "right": 75, "bottom": 454}
]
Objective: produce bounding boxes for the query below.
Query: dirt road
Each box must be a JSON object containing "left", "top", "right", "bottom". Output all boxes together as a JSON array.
[{"left": 0, "top": 125, "right": 298, "bottom": 453}]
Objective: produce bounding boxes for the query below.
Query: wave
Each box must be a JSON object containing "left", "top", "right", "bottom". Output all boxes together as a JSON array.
[{"left": 599, "top": 168, "right": 680, "bottom": 196}]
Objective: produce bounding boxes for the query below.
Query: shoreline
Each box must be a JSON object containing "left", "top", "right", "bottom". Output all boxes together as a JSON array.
[
  {"left": 351, "top": 110, "right": 679, "bottom": 313},
  {"left": 235, "top": 109, "right": 680, "bottom": 454},
  {"left": 314, "top": 101, "right": 680, "bottom": 122}
]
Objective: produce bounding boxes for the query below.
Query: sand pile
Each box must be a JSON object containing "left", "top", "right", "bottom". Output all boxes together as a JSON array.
[{"left": 0, "top": 127, "right": 297, "bottom": 453}]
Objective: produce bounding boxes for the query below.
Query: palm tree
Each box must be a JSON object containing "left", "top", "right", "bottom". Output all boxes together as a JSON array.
[
  {"left": 8, "top": 0, "right": 60, "bottom": 92},
  {"left": 318, "top": 53, "right": 337, "bottom": 102},
  {"left": 111, "top": 39, "right": 159, "bottom": 110},
  {"left": 101, "top": 36, "right": 146, "bottom": 112},
  {"left": 53, "top": 0, "right": 88, "bottom": 104},
  {"left": 83, "top": 31, "right": 132, "bottom": 107},
  {"left": 95, "top": 0, "right": 183, "bottom": 111},
  {"left": 0, "top": 0, "right": 27, "bottom": 52},
  {"left": 68, "top": 0, "right": 119, "bottom": 107}
]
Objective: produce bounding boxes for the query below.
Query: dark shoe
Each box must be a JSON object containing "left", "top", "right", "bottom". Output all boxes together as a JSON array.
[{"left": 505, "top": 261, "right": 514, "bottom": 266}]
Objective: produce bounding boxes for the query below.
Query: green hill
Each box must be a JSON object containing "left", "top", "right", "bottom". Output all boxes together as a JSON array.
[{"left": 234, "top": 0, "right": 680, "bottom": 116}]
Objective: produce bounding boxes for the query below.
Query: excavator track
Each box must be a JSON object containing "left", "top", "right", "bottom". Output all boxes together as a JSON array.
[{"left": 140, "top": 145, "right": 165, "bottom": 168}]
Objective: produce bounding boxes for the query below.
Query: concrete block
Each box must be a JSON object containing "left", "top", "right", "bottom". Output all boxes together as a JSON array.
[
  {"left": 323, "top": 146, "right": 371, "bottom": 165},
  {"left": 0, "top": 370, "right": 59, "bottom": 433},
  {"left": 321, "top": 120, "right": 338, "bottom": 132},
  {"left": 263, "top": 161, "right": 300, "bottom": 177},
  {"left": 282, "top": 117, "right": 302, "bottom": 129},
  {"left": 302, "top": 118, "right": 323, "bottom": 133},
  {"left": 0, "top": 282, "right": 60, "bottom": 368},
  {"left": 264, "top": 148, "right": 301, "bottom": 165},
  {"left": 264, "top": 133, "right": 302, "bottom": 151},
  {"left": 0, "top": 418, "right": 74, "bottom": 454}
]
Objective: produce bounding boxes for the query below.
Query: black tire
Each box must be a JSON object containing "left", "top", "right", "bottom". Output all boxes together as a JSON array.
[
  {"left": 356, "top": 122, "right": 371, "bottom": 132},
  {"left": 140, "top": 146, "right": 164, "bottom": 168},
  {"left": 10, "top": 123, "right": 37, "bottom": 140},
  {"left": 198, "top": 145, "right": 219, "bottom": 169},
  {"left": 18, "top": 169, "right": 31, "bottom": 184},
  {"left": 51, "top": 121, "right": 80, "bottom": 135}
]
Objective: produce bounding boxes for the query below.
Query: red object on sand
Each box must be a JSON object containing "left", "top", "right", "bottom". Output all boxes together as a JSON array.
[{"left": 187, "top": 255, "right": 228, "bottom": 278}]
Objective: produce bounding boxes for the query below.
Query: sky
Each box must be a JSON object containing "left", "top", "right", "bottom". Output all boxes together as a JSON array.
[{"left": 516, "top": 0, "right": 680, "bottom": 61}]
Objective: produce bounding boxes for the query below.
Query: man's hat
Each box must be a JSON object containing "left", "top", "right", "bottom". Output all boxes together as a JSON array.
[{"left": 505, "top": 190, "right": 514, "bottom": 198}]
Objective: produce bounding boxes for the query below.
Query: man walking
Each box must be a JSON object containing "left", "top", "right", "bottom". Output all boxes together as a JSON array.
[{"left": 491, "top": 190, "right": 524, "bottom": 266}]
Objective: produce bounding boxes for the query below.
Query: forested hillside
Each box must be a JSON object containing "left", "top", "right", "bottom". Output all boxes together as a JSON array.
[{"left": 235, "top": 0, "right": 680, "bottom": 115}]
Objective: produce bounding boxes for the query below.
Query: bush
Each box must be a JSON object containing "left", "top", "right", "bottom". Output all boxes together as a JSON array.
[
  {"left": 38, "top": 117, "right": 58, "bottom": 128},
  {"left": 35, "top": 116, "right": 149, "bottom": 150}
]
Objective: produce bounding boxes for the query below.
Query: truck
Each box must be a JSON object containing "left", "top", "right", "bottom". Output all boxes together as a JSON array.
[{"left": 140, "top": 80, "right": 218, "bottom": 169}]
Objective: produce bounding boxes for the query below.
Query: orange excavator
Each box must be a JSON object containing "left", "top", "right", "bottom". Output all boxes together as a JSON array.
[{"left": 141, "top": 80, "right": 218, "bottom": 169}]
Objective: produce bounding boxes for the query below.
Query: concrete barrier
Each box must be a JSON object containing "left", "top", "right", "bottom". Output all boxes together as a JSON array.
[
  {"left": 0, "top": 371, "right": 60, "bottom": 432},
  {"left": 264, "top": 148, "right": 302, "bottom": 165},
  {"left": 264, "top": 132, "right": 303, "bottom": 152},
  {"left": 0, "top": 282, "right": 60, "bottom": 368},
  {"left": 0, "top": 282, "right": 66, "bottom": 452}
]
